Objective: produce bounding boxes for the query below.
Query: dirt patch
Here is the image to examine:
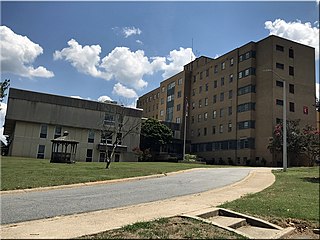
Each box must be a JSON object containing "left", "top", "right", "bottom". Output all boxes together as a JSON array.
[
  {"left": 78, "top": 217, "right": 245, "bottom": 239},
  {"left": 267, "top": 217, "right": 319, "bottom": 239}
]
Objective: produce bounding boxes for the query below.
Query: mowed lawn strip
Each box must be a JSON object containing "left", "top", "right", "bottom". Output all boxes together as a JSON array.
[
  {"left": 220, "top": 167, "right": 320, "bottom": 226},
  {"left": 1, "top": 156, "right": 229, "bottom": 191}
]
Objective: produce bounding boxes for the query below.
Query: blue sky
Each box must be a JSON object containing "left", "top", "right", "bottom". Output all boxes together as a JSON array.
[{"left": 0, "top": 1, "right": 319, "bottom": 141}]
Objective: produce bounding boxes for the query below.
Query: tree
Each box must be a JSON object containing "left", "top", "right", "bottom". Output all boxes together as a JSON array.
[
  {"left": 268, "top": 120, "right": 319, "bottom": 166},
  {"left": 100, "top": 107, "right": 141, "bottom": 169},
  {"left": 302, "top": 125, "right": 320, "bottom": 166},
  {"left": 0, "top": 79, "right": 10, "bottom": 106},
  {"left": 140, "top": 118, "right": 173, "bottom": 154}
]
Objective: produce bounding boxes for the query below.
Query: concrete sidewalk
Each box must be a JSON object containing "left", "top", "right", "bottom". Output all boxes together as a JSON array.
[{"left": 1, "top": 168, "right": 276, "bottom": 239}]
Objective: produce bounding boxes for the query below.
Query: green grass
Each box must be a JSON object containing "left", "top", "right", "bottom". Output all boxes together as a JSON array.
[
  {"left": 220, "top": 167, "right": 320, "bottom": 225},
  {"left": 1, "top": 156, "right": 226, "bottom": 191}
]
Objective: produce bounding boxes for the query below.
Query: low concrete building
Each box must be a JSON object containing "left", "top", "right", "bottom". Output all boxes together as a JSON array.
[{"left": 4, "top": 88, "right": 143, "bottom": 162}]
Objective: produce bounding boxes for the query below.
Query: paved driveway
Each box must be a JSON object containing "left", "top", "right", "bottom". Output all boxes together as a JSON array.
[{"left": 1, "top": 168, "right": 252, "bottom": 224}]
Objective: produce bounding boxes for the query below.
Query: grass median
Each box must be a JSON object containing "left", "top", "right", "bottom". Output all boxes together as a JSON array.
[{"left": 1, "top": 156, "right": 227, "bottom": 191}]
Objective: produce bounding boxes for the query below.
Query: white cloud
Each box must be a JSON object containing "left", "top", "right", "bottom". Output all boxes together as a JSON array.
[
  {"left": 101, "top": 47, "right": 150, "bottom": 90},
  {"left": 0, "top": 26, "right": 54, "bottom": 78},
  {"left": 265, "top": 19, "right": 319, "bottom": 60},
  {"left": 55, "top": 39, "right": 195, "bottom": 93},
  {"left": 97, "top": 95, "right": 113, "bottom": 102},
  {"left": 0, "top": 103, "right": 7, "bottom": 144},
  {"left": 122, "top": 27, "right": 142, "bottom": 38},
  {"left": 53, "top": 39, "right": 107, "bottom": 78},
  {"left": 112, "top": 83, "right": 138, "bottom": 99},
  {"left": 136, "top": 40, "right": 143, "bottom": 45},
  {"left": 159, "top": 47, "right": 195, "bottom": 79}
]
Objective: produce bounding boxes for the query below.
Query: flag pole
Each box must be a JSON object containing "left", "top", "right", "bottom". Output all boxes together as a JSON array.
[{"left": 183, "top": 97, "right": 188, "bottom": 161}]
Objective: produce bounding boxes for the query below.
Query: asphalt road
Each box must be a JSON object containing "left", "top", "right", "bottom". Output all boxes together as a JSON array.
[{"left": 1, "top": 168, "right": 252, "bottom": 224}]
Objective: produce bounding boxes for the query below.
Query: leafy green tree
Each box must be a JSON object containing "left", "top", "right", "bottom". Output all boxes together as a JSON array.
[{"left": 140, "top": 118, "right": 173, "bottom": 153}]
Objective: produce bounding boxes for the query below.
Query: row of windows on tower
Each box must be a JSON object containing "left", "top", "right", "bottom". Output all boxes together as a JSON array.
[{"left": 191, "top": 120, "right": 255, "bottom": 137}]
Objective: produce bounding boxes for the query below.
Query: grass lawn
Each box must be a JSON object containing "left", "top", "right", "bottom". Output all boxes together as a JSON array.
[
  {"left": 1, "top": 156, "right": 227, "bottom": 191},
  {"left": 220, "top": 167, "right": 320, "bottom": 227}
]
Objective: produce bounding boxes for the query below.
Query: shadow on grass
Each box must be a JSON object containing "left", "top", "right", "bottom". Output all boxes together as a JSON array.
[{"left": 301, "top": 177, "right": 320, "bottom": 183}]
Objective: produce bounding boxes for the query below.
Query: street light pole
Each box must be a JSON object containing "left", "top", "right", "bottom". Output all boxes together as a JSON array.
[{"left": 263, "top": 69, "right": 287, "bottom": 171}]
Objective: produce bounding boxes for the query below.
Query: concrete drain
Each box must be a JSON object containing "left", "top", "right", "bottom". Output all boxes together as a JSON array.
[{"left": 181, "top": 208, "right": 294, "bottom": 239}]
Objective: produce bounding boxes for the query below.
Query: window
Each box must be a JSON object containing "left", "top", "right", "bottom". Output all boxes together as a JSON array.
[
  {"left": 178, "top": 78, "right": 183, "bottom": 85},
  {"left": 205, "top": 83, "right": 209, "bottom": 91},
  {"left": 192, "top": 89, "right": 195, "bottom": 96},
  {"left": 37, "top": 145, "right": 45, "bottom": 159},
  {"left": 213, "top": 110, "right": 217, "bottom": 119},
  {"left": 239, "top": 51, "right": 256, "bottom": 62},
  {"left": 276, "top": 99, "right": 284, "bottom": 106},
  {"left": 167, "top": 94, "right": 174, "bottom": 102},
  {"left": 40, "top": 124, "right": 47, "bottom": 138},
  {"left": 160, "top": 110, "right": 164, "bottom": 116},
  {"left": 199, "top": 99, "right": 202, "bottom": 108},
  {"left": 228, "top": 106, "right": 232, "bottom": 115},
  {"left": 88, "top": 130, "right": 95, "bottom": 143},
  {"left": 86, "top": 149, "right": 93, "bottom": 162},
  {"left": 206, "top": 69, "right": 209, "bottom": 77},
  {"left": 238, "top": 71, "right": 243, "bottom": 79},
  {"left": 214, "top": 80, "right": 218, "bottom": 88},
  {"left": 289, "top": 66, "right": 294, "bottom": 76},
  {"left": 219, "top": 124, "right": 224, "bottom": 133},
  {"left": 238, "top": 120, "right": 255, "bottom": 129},
  {"left": 161, "top": 86, "right": 165, "bottom": 92},
  {"left": 199, "top": 86, "right": 202, "bottom": 93},
  {"left": 212, "top": 126, "right": 216, "bottom": 134},
  {"left": 167, "top": 81, "right": 175, "bottom": 90},
  {"left": 220, "top": 92, "right": 224, "bottom": 102},
  {"left": 229, "top": 90, "right": 233, "bottom": 99},
  {"left": 289, "top": 48, "right": 294, "bottom": 58},
  {"left": 205, "top": 98, "right": 208, "bottom": 106},
  {"left": 177, "top": 104, "right": 181, "bottom": 111},
  {"left": 204, "top": 112, "right": 208, "bottom": 120},
  {"left": 237, "top": 102, "right": 256, "bottom": 112},
  {"left": 198, "top": 114, "right": 202, "bottom": 122},
  {"left": 193, "top": 76, "right": 196, "bottom": 83},
  {"left": 276, "top": 63, "right": 284, "bottom": 69},
  {"left": 238, "top": 85, "right": 256, "bottom": 95},
  {"left": 220, "top": 108, "right": 224, "bottom": 117},
  {"left": 214, "top": 65, "right": 218, "bottom": 73},
  {"left": 200, "top": 72, "right": 203, "bottom": 80},
  {"left": 191, "top": 116, "right": 195, "bottom": 124},
  {"left": 197, "top": 129, "right": 201, "bottom": 136},
  {"left": 177, "top": 91, "right": 182, "bottom": 98},
  {"left": 204, "top": 127, "right": 207, "bottom": 136},
  {"left": 289, "top": 102, "right": 295, "bottom": 112},
  {"left": 276, "top": 45, "right": 284, "bottom": 51},
  {"left": 228, "top": 122, "right": 232, "bottom": 132},
  {"left": 213, "top": 95, "right": 217, "bottom": 104},
  {"left": 161, "top": 98, "right": 164, "bottom": 104},
  {"left": 104, "top": 113, "right": 115, "bottom": 125},
  {"left": 221, "top": 62, "right": 226, "bottom": 70},
  {"left": 221, "top": 77, "right": 225, "bottom": 86},
  {"left": 192, "top": 102, "right": 195, "bottom": 109},
  {"left": 54, "top": 126, "right": 62, "bottom": 139},
  {"left": 229, "top": 74, "right": 233, "bottom": 83},
  {"left": 230, "top": 58, "right": 234, "bottom": 66},
  {"left": 289, "top": 84, "right": 294, "bottom": 94},
  {"left": 176, "top": 117, "right": 181, "bottom": 123},
  {"left": 276, "top": 81, "right": 284, "bottom": 87}
]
